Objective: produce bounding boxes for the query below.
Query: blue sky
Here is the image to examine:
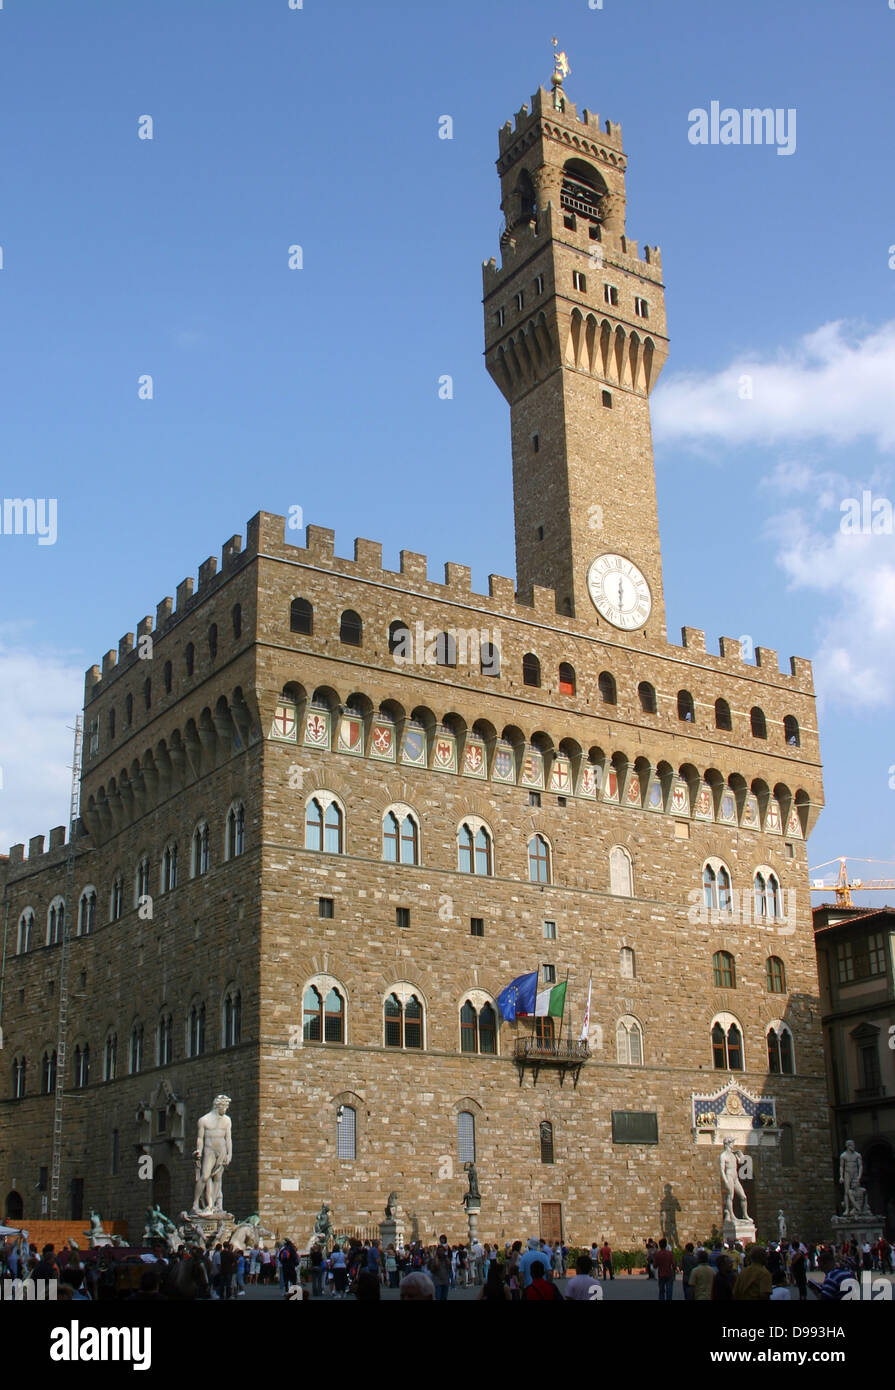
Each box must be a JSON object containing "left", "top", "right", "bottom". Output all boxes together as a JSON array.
[{"left": 0, "top": 0, "right": 893, "bottom": 905}]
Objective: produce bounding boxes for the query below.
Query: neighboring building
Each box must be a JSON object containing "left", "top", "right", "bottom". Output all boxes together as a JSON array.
[
  {"left": 813, "top": 904, "right": 895, "bottom": 1235},
  {"left": 0, "top": 62, "right": 834, "bottom": 1244}
]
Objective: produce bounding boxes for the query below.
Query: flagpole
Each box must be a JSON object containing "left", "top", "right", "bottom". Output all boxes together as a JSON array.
[{"left": 559, "top": 971, "right": 569, "bottom": 1049}]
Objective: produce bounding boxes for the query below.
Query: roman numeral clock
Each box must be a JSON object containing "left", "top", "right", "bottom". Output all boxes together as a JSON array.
[{"left": 586, "top": 553, "right": 652, "bottom": 631}]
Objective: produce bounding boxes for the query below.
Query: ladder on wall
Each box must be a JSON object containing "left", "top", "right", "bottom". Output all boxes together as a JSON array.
[{"left": 49, "top": 715, "right": 82, "bottom": 1220}]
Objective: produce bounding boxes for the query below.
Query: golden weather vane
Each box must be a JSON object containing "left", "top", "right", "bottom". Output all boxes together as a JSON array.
[{"left": 551, "top": 36, "right": 570, "bottom": 83}]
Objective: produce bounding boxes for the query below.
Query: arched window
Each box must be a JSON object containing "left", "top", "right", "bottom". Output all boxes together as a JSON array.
[
  {"left": 208, "top": 623, "right": 218, "bottom": 660},
  {"left": 157, "top": 1014, "right": 173, "bottom": 1066},
  {"left": 135, "top": 857, "right": 150, "bottom": 905},
  {"left": 232, "top": 603, "right": 242, "bottom": 640},
  {"left": 42, "top": 1050, "right": 57, "bottom": 1094},
  {"left": 479, "top": 1003, "right": 497, "bottom": 1054},
  {"left": 339, "top": 610, "right": 363, "bottom": 646},
  {"left": 750, "top": 706, "right": 767, "bottom": 739},
  {"left": 384, "top": 991, "right": 424, "bottom": 1049},
  {"left": 192, "top": 822, "right": 210, "bottom": 877},
  {"left": 188, "top": 1002, "right": 206, "bottom": 1058},
  {"left": 226, "top": 803, "right": 245, "bottom": 859},
  {"left": 388, "top": 619, "right": 411, "bottom": 656},
  {"left": 522, "top": 653, "right": 541, "bottom": 687},
  {"left": 383, "top": 809, "right": 419, "bottom": 865},
  {"left": 616, "top": 1016, "right": 643, "bottom": 1065},
  {"left": 754, "top": 870, "right": 782, "bottom": 920},
  {"left": 711, "top": 1018, "right": 743, "bottom": 1070},
  {"left": 305, "top": 796, "right": 345, "bottom": 854},
  {"left": 163, "top": 660, "right": 173, "bottom": 694},
  {"left": 558, "top": 663, "right": 576, "bottom": 695},
  {"left": 677, "top": 690, "right": 695, "bottom": 722},
  {"left": 460, "top": 1001, "right": 478, "bottom": 1053},
  {"left": 713, "top": 951, "right": 736, "bottom": 989},
  {"left": 222, "top": 988, "right": 242, "bottom": 1048},
  {"left": 638, "top": 681, "right": 657, "bottom": 714},
  {"left": 620, "top": 946, "right": 636, "bottom": 979},
  {"left": 598, "top": 671, "right": 617, "bottom": 705},
  {"left": 609, "top": 846, "right": 633, "bottom": 897},
  {"left": 767, "top": 1024, "right": 795, "bottom": 1075},
  {"left": 304, "top": 984, "right": 345, "bottom": 1044},
  {"left": 703, "top": 860, "right": 732, "bottom": 913},
  {"left": 185, "top": 643, "right": 195, "bottom": 677},
  {"left": 17, "top": 910, "right": 34, "bottom": 954},
  {"left": 458, "top": 1110, "right": 476, "bottom": 1163},
  {"left": 78, "top": 889, "right": 97, "bottom": 937},
  {"left": 290, "top": 597, "right": 313, "bottom": 635},
  {"left": 336, "top": 1104, "right": 356, "bottom": 1160},
  {"left": 13, "top": 1056, "right": 27, "bottom": 1099},
  {"left": 129, "top": 1023, "right": 144, "bottom": 1075},
  {"left": 528, "top": 834, "right": 551, "bottom": 883},
  {"left": 161, "top": 843, "right": 178, "bottom": 893},
  {"left": 715, "top": 698, "right": 732, "bottom": 731},
  {"left": 435, "top": 632, "right": 456, "bottom": 667},
  {"left": 480, "top": 640, "right": 500, "bottom": 676},
  {"left": 73, "top": 1043, "right": 89, "bottom": 1089},
  {"left": 47, "top": 898, "right": 65, "bottom": 946},
  {"left": 784, "top": 714, "right": 800, "bottom": 747},
  {"left": 110, "top": 875, "right": 124, "bottom": 921},
  {"left": 539, "top": 1120, "right": 555, "bottom": 1165},
  {"left": 766, "top": 956, "right": 786, "bottom": 993},
  {"left": 125, "top": 692, "right": 134, "bottom": 724},
  {"left": 458, "top": 822, "right": 492, "bottom": 876},
  {"left": 103, "top": 1032, "right": 117, "bottom": 1082}
]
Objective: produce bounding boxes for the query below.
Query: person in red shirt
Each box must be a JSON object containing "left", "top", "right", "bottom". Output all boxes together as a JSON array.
[
  {"left": 652, "top": 1238, "right": 677, "bottom": 1300},
  {"left": 523, "top": 1259, "right": 563, "bottom": 1300},
  {"left": 599, "top": 1241, "right": 614, "bottom": 1281}
]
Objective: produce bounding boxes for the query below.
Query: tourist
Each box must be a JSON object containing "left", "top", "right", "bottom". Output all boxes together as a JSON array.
[
  {"left": 790, "top": 1241, "right": 808, "bottom": 1300},
  {"left": 310, "top": 1243, "right": 324, "bottom": 1297},
  {"left": 599, "top": 1238, "right": 614, "bottom": 1281},
  {"left": 688, "top": 1249, "right": 714, "bottom": 1301},
  {"left": 565, "top": 1253, "right": 603, "bottom": 1301},
  {"left": 590, "top": 1240, "right": 601, "bottom": 1269},
  {"left": 429, "top": 1244, "right": 452, "bottom": 1301},
  {"left": 278, "top": 1240, "right": 298, "bottom": 1293},
  {"left": 519, "top": 1237, "right": 545, "bottom": 1289},
  {"left": 385, "top": 1244, "right": 398, "bottom": 1289},
  {"left": 523, "top": 1259, "right": 563, "bottom": 1300},
  {"left": 400, "top": 1271, "right": 435, "bottom": 1300},
  {"left": 652, "top": 1237, "right": 676, "bottom": 1300},
  {"left": 329, "top": 1243, "right": 349, "bottom": 1298},
  {"left": 235, "top": 1250, "right": 246, "bottom": 1296},
  {"left": 645, "top": 1237, "right": 658, "bottom": 1277},
  {"left": 471, "top": 1237, "right": 485, "bottom": 1285},
  {"left": 770, "top": 1270, "right": 790, "bottom": 1301},
  {"left": 478, "top": 1261, "right": 511, "bottom": 1302},
  {"left": 733, "top": 1245, "right": 772, "bottom": 1300},
  {"left": 711, "top": 1254, "right": 735, "bottom": 1301},
  {"left": 681, "top": 1242, "right": 697, "bottom": 1299}
]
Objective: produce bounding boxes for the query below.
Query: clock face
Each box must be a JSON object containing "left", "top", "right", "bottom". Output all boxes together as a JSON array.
[{"left": 586, "top": 553, "right": 652, "bottom": 630}]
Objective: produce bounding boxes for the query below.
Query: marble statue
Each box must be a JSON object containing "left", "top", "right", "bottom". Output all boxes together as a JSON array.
[
  {"left": 230, "top": 1215, "right": 275, "bottom": 1251},
  {"left": 720, "top": 1137, "right": 750, "bottom": 1222},
  {"left": 777, "top": 1209, "right": 787, "bottom": 1241},
  {"left": 191, "top": 1094, "right": 232, "bottom": 1214},
  {"left": 384, "top": 1191, "right": 398, "bottom": 1220},
  {"left": 839, "top": 1140, "right": 863, "bottom": 1218}
]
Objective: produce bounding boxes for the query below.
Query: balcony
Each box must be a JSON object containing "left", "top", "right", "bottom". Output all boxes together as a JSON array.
[{"left": 512, "top": 1036, "right": 590, "bottom": 1088}]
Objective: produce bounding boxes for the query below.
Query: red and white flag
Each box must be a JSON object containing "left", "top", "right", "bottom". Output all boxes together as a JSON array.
[{"left": 579, "top": 976, "right": 592, "bottom": 1043}]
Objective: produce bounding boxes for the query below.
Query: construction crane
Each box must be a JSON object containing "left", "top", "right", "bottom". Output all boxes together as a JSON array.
[
  {"left": 809, "top": 857, "right": 895, "bottom": 909},
  {"left": 49, "top": 715, "right": 82, "bottom": 1220}
]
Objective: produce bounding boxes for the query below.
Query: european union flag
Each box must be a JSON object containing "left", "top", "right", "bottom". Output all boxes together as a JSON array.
[{"left": 496, "top": 971, "right": 538, "bottom": 1021}]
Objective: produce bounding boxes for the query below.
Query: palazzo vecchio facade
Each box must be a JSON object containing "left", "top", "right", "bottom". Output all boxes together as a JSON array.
[{"left": 0, "top": 68, "right": 834, "bottom": 1245}]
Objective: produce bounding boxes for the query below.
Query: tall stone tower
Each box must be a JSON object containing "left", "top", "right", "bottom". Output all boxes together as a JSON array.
[{"left": 483, "top": 57, "right": 669, "bottom": 638}]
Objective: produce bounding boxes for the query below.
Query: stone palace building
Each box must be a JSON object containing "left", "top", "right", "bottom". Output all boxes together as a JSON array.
[{"left": 0, "top": 63, "right": 834, "bottom": 1247}]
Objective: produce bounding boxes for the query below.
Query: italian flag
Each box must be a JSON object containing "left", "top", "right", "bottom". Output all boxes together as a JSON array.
[{"left": 522, "top": 981, "right": 566, "bottom": 1018}]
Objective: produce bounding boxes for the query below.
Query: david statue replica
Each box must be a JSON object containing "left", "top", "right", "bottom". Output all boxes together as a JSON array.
[{"left": 191, "top": 1094, "right": 233, "bottom": 1215}]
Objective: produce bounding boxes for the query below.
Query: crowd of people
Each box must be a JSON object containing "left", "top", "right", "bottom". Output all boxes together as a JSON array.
[{"left": 1, "top": 1227, "right": 891, "bottom": 1302}]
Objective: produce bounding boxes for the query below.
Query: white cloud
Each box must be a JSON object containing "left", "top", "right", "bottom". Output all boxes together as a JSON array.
[
  {"left": 0, "top": 637, "right": 84, "bottom": 851},
  {"left": 652, "top": 319, "right": 895, "bottom": 452}
]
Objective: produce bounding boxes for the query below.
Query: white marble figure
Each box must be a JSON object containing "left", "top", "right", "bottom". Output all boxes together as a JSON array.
[
  {"left": 192, "top": 1094, "right": 232, "bottom": 1214},
  {"left": 230, "top": 1215, "right": 275, "bottom": 1251},
  {"left": 839, "top": 1140, "right": 863, "bottom": 1218},
  {"left": 777, "top": 1209, "right": 787, "bottom": 1242},
  {"left": 720, "top": 1137, "right": 750, "bottom": 1223}
]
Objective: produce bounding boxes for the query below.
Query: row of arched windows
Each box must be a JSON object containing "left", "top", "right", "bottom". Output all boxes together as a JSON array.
[
  {"left": 329, "top": 1104, "right": 554, "bottom": 1166},
  {"left": 287, "top": 600, "right": 802, "bottom": 747},
  {"left": 712, "top": 953, "right": 788, "bottom": 993},
  {"left": 711, "top": 1018, "right": 795, "bottom": 1075},
  {"left": 10, "top": 989, "right": 242, "bottom": 1098},
  {"left": 15, "top": 805, "right": 246, "bottom": 952}
]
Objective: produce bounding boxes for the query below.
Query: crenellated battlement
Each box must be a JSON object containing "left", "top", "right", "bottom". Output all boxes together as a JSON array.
[
  {"left": 497, "top": 87, "right": 623, "bottom": 158},
  {"left": 482, "top": 204, "right": 663, "bottom": 294}
]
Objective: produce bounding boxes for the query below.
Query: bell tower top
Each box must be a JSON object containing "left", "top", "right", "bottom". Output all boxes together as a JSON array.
[{"left": 483, "top": 58, "right": 669, "bottom": 641}]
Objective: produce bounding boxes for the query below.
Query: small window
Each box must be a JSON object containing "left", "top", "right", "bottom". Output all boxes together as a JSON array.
[
  {"left": 836, "top": 940, "right": 854, "bottom": 984},
  {"left": 543, "top": 963, "right": 556, "bottom": 984},
  {"left": 222, "top": 988, "right": 242, "bottom": 1048},
  {"left": 522, "top": 653, "right": 541, "bottom": 687},
  {"left": 558, "top": 662, "right": 576, "bottom": 695},
  {"left": 528, "top": 834, "right": 551, "bottom": 884},
  {"left": 638, "top": 681, "right": 657, "bottom": 714},
  {"left": 337, "top": 1105, "right": 356, "bottom": 1160},
  {"left": 713, "top": 950, "right": 736, "bottom": 989},
  {"left": 767, "top": 1026, "right": 795, "bottom": 1076},
  {"left": 514, "top": 291, "right": 524, "bottom": 311},
  {"left": 677, "top": 690, "right": 695, "bottom": 722},
  {"left": 604, "top": 284, "right": 619, "bottom": 306},
  {"left": 458, "top": 823, "right": 492, "bottom": 876},
  {"left": 543, "top": 920, "right": 557, "bottom": 940},
  {"left": 192, "top": 823, "right": 210, "bottom": 877},
  {"left": 318, "top": 897, "right": 334, "bottom": 919},
  {"left": 532, "top": 433, "right": 540, "bottom": 453},
  {"left": 529, "top": 791, "right": 541, "bottom": 808},
  {"left": 784, "top": 714, "right": 800, "bottom": 747},
  {"left": 750, "top": 706, "right": 767, "bottom": 739},
  {"left": 573, "top": 271, "right": 587, "bottom": 292},
  {"left": 715, "top": 698, "right": 732, "bottom": 731},
  {"left": 143, "top": 677, "right": 151, "bottom": 710},
  {"left": 185, "top": 643, "right": 195, "bottom": 677},
  {"left": 563, "top": 213, "right": 575, "bottom": 230},
  {"left": 616, "top": 1017, "right": 643, "bottom": 1066},
  {"left": 340, "top": 610, "right": 363, "bottom": 646},
  {"left": 125, "top": 692, "right": 134, "bottom": 724},
  {"left": 634, "top": 296, "right": 649, "bottom": 318},
  {"left": 540, "top": 1121, "right": 555, "bottom": 1165},
  {"left": 226, "top": 803, "right": 246, "bottom": 859},
  {"left": 396, "top": 907, "right": 410, "bottom": 930},
  {"left": 458, "top": 1110, "right": 476, "bottom": 1162},
  {"left": 534, "top": 273, "right": 544, "bottom": 295},
  {"left": 620, "top": 946, "right": 635, "bottom": 979},
  {"left": 470, "top": 917, "right": 484, "bottom": 938},
  {"left": 598, "top": 671, "right": 616, "bottom": 705},
  {"left": 108, "top": 707, "right": 116, "bottom": 740},
  {"left": 208, "top": 623, "right": 218, "bottom": 661},
  {"left": 601, "top": 390, "right": 612, "bottom": 408},
  {"left": 496, "top": 306, "right": 506, "bottom": 327},
  {"left": 290, "top": 597, "right": 313, "bottom": 636},
  {"left": 766, "top": 956, "right": 786, "bottom": 993}
]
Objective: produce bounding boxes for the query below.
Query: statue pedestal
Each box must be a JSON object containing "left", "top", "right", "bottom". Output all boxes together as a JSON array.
[
  {"left": 831, "top": 1214, "right": 884, "bottom": 1247},
  {"left": 86, "top": 1230, "right": 113, "bottom": 1249},
  {"left": 380, "top": 1217, "right": 405, "bottom": 1250},
  {"left": 182, "top": 1210, "right": 233, "bottom": 1247},
  {"left": 723, "top": 1217, "right": 756, "bottom": 1245},
  {"left": 465, "top": 1198, "right": 482, "bottom": 1247}
]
